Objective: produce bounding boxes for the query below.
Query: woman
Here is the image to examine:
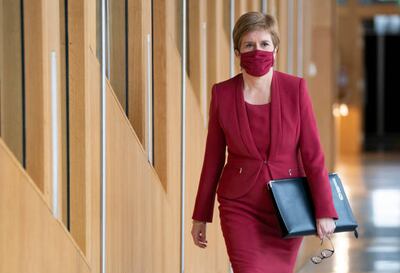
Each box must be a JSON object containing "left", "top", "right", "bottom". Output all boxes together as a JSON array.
[{"left": 191, "top": 12, "right": 337, "bottom": 273}]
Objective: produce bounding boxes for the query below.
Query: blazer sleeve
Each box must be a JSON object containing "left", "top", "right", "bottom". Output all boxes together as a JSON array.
[
  {"left": 192, "top": 84, "right": 226, "bottom": 223},
  {"left": 298, "top": 78, "right": 338, "bottom": 220}
]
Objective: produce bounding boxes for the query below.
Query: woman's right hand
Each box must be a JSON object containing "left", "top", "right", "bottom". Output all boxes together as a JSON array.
[{"left": 191, "top": 220, "right": 208, "bottom": 248}]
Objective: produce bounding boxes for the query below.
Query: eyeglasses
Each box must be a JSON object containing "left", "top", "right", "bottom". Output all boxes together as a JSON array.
[{"left": 310, "top": 237, "right": 335, "bottom": 264}]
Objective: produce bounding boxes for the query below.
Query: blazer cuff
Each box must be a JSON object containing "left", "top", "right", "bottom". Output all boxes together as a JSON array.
[{"left": 315, "top": 208, "right": 339, "bottom": 220}]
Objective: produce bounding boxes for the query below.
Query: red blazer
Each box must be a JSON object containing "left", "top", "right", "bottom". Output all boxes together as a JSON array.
[{"left": 192, "top": 71, "right": 338, "bottom": 223}]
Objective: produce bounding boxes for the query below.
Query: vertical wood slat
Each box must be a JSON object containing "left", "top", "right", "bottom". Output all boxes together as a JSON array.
[
  {"left": 152, "top": 0, "right": 168, "bottom": 187},
  {"left": 127, "top": 0, "right": 150, "bottom": 147},
  {"left": 24, "top": 0, "right": 46, "bottom": 195},
  {"left": 0, "top": 0, "right": 2, "bottom": 137},
  {"left": 0, "top": 0, "right": 24, "bottom": 163},
  {"left": 276, "top": 0, "right": 288, "bottom": 72},
  {"left": 248, "top": 0, "right": 260, "bottom": 12},
  {"left": 188, "top": 0, "right": 202, "bottom": 104},
  {"left": 109, "top": 0, "right": 127, "bottom": 112},
  {"left": 268, "top": 0, "right": 278, "bottom": 17},
  {"left": 68, "top": 0, "right": 87, "bottom": 254}
]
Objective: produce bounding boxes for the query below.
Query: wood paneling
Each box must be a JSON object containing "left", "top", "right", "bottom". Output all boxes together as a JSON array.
[
  {"left": 24, "top": 0, "right": 46, "bottom": 194},
  {"left": 0, "top": 139, "right": 90, "bottom": 273},
  {"left": 184, "top": 79, "right": 229, "bottom": 273},
  {"left": 0, "top": 0, "right": 2, "bottom": 136},
  {"left": 248, "top": 0, "right": 261, "bottom": 12},
  {"left": 106, "top": 84, "right": 175, "bottom": 272},
  {"left": 152, "top": 0, "right": 168, "bottom": 187},
  {"left": 0, "top": 0, "right": 24, "bottom": 164},
  {"left": 207, "top": 0, "right": 230, "bottom": 86},
  {"left": 268, "top": 0, "right": 278, "bottom": 17},
  {"left": 152, "top": 0, "right": 185, "bottom": 192},
  {"left": 127, "top": 0, "right": 149, "bottom": 146},
  {"left": 86, "top": 46, "right": 101, "bottom": 272},
  {"left": 109, "top": 0, "right": 127, "bottom": 112},
  {"left": 185, "top": 2, "right": 231, "bottom": 272},
  {"left": 276, "top": 0, "right": 288, "bottom": 72},
  {"left": 67, "top": 0, "right": 87, "bottom": 253},
  {"left": 188, "top": 0, "right": 202, "bottom": 104}
]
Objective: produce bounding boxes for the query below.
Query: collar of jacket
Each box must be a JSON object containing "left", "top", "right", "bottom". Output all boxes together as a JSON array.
[{"left": 234, "top": 72, "right": 282, "bottom": 162}]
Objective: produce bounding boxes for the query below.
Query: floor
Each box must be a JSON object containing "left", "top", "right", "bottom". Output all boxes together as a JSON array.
[{"left": 298, "top": 153, "right": 400, "bottom": 273}]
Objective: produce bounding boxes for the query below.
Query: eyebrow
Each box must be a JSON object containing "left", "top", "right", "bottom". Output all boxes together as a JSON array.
[{"left": 243, "top": 40, "right": 271, "bottom": 44}]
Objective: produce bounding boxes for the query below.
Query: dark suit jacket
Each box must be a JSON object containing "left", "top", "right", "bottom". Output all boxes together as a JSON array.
[{"left": 192, "top": 71, "right": 338, "bottom": 223}]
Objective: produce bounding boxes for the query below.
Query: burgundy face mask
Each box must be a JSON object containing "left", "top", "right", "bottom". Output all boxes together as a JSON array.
[{"left": 240, "top": 49, "right": 274, "bottom": 77}]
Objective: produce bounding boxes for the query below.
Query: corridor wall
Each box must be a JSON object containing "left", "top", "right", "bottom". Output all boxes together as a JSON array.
[{"left": 0, "top": 0, "right": 340, "bottom": 272}]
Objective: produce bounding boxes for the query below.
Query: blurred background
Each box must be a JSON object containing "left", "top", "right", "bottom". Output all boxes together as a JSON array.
[{"left": 0, "top": 0, "right": 399, "bottom": 272}]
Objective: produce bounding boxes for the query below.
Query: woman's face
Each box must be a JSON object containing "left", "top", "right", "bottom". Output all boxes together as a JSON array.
[{"left": 236, "top": 29, "right": 276, "bottom": 55}]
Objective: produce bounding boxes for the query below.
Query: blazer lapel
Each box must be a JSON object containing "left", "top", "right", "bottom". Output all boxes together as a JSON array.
[
  {"left": 268, "top": 71, "right": 282, "bottom": 161},
  {"left": 235, "top": 74, "right": 262, "bottom": 159}
]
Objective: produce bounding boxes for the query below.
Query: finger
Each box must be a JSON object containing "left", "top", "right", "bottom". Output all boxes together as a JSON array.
[
  {"left": 317, "top": 224, "right": 324, "bottom": 240},
  {"left": 192, "top": 231, "right": 203, "bottom": 246},
  {"left": 198, "top": 240, "right": 208, "bottom": 247},
  {"left": 196, "top": 240, "right": 207, "bottom": 248},
  {"left": 198, "top": 231, "right": 207, "bottom": 242},
  {"left": 197, "top": 233, "right": 207, "bottom": 244}
]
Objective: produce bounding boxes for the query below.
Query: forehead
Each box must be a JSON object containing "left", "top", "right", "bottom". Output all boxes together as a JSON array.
[{"left": 241, "top": 29, "right": 272, "bottom": 42}]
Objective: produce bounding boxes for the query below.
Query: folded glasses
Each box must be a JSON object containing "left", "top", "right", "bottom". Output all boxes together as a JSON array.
[{"left": 310, "top": 237, "right": 335, "bottom": 264}]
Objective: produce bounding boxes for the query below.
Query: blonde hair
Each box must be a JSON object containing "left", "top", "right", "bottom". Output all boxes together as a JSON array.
[{"left": 233, "top": 12, "right": 280, "bottom": 51}]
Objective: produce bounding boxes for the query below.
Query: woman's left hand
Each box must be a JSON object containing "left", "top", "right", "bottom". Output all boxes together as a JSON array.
[{"left": 316, "top": 218, "right": 336, "bottom": 239}]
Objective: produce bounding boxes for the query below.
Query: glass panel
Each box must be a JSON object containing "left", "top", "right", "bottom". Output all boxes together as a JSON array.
[{"left": 0, "top": 0, "right": 25, "bottom": 165}]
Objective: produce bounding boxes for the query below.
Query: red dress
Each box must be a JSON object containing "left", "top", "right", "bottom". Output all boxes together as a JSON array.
[{"left": 217, "top": 101, "right": 303, "bottom": 273}]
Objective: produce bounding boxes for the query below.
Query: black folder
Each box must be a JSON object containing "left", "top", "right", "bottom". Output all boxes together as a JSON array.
[{"left": 267, "top": 173, "right": 359, "bottom": 238}]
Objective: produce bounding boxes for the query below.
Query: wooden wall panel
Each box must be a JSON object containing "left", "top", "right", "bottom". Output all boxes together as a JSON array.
[
  {"left": 276, "top": 0, "right": 288, "bottom": 72},
  {"left": 109, "top": 0, "right": 127, "bottom": 112},
  {"left": 152, "top": 0, "right": 168, "bottom": 188},
  {"left": 207, "top": 0, "right": 230, "bottom": 88},
  {"left": 248, "top": 0, "right": 261, "bottom": 12},
  {"left": 68, "top": 0, "right": 87, "bottom": 253},
  {"left": 24, "top": 0, "right": 46, "bottom": 194},
  {"left": 106, "top": 85, "right": 178, "bottom": 273},
  {"left": 268, "top": 0, "right": 278, "bottom": 17},
  {"left": 186, "top": 2, "right": 231, "bottom": 271},
  {"left": 0, "top": 0, "right": 2, "bottom": 135},
  {"left": 0, "top": 139, "right": 90, "bottom": 273},
  {"left": 184, "top": 79, "right": 229, "bottom": 273},
  {"left": 85, "top": 45, "right": 101, "bottom": 273},
  {"left": 0, "top": 0, "right": 24, "bottom": 163},
  {"left": 188, "top": 0, "right": 202, "bottom": 104},
  {"left": 292, "top": 0, "right": 298, "bottom": 76},
  {"left": 127, "top": 0, "right": 150, "bottom": 146}
]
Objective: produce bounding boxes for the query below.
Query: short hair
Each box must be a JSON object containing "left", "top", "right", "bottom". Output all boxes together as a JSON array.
[{"left": 233, "top": 12, "right": 280, "bottom": 52}]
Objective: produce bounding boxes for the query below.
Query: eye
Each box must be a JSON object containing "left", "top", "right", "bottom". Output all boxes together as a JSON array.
[
  {"left": 245, "top": 43, "right": 253, "bottom": 48},
  {"left": 262, "top": 41, "right": 270, "bottom": 47}
]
